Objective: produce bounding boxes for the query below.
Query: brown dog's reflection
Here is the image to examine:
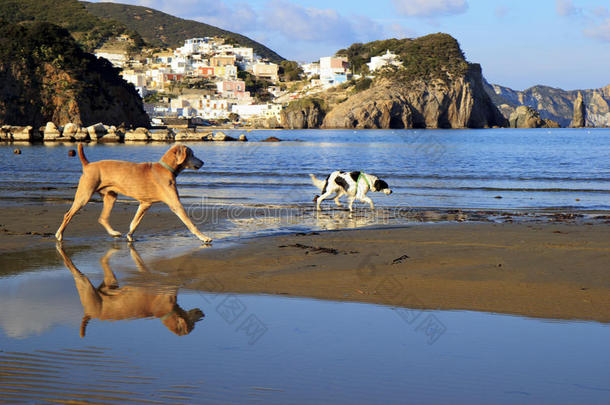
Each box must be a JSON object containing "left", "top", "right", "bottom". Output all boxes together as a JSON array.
[{"left": 56, "top": 244, "right": 204, "bottom": 337}]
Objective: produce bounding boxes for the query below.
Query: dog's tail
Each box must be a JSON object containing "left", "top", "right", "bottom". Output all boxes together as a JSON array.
[
  {"left": 77, "top": 143, "right": 89, "bottom": 167},
  {"left": 309, "top": 174, "right": 326, "bottom": 191}
]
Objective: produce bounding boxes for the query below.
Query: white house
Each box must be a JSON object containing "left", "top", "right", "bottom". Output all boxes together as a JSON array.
[
  {"left": 302, "top": 62, "right": 320, "bottom": 78},
  {"left": 121, "top": 70, "right": 147, "bottom": 97},
  {"left": 232, "top": 103, "right": 282, "bottom": 121},
  {"left": 320, "top": 56, "right": 348, "bottom": 77},
  {"left": 253, "top": 62, "right": 279, "bottom": 82},
  {"left": 95, "top": 51, "right": 128, "bottom": 67},
  {"left": 367, "top": 50, "right": 403, "bottom": 72},
  {"left": 178, "top": 38, "right": 213, "bottom": 55}
]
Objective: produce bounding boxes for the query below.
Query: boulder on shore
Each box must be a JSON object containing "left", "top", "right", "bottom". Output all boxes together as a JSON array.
[
  {"left": 43, "top": 122, "right": 62, "bottom": 141},
  {"left": 62, "top": 123, "right": 89, "bottom": 141},
  {"left": 262, "top": 136, "right": 282, "bottom": 142},
  {"left": 87, "top": 123, "right": 108, "bottom": 140},
  {"left": 175, "top": 130, "right": 209, "bottom": 141},
  {"left": 1, "top": 126, "right": 12, "bottom": 141},
  {"left": 150, "top": 129, "right": 175, "bottom": 142},
  {"left": 11, "top": 126, "right": 42, "bottom": 142},
  {"left": 124, "top": 127, "right": 150, "bottom": 142},
  {"left": 100, "top": 126, "right": 123, "bottom": 142},
  {"left": 207, "top": 131, "right": 238, "bottom": 141}
]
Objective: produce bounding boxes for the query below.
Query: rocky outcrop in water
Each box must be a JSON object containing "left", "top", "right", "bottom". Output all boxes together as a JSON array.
[
  {"left": 571, "top": 92, "right": 586, "bottom": 128},
  {"left": 508, "top": 106, "right": 559, "bottom": 128},
  {"left": 280, "top": 99, "right": 326, "bottom": 129},
  {"left": 0, "top": 22, "right": 149, "bottom": 128}
]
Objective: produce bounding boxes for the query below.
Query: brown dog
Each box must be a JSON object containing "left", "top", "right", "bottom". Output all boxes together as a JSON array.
[
  {"left": 56, "top": 144, "right": 212, "bottom": 243},
  {"left": 57, "top": 243, "right": 204, "bottom": 337}
]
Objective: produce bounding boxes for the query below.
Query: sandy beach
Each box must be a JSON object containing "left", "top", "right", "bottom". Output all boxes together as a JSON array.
[{"left": 2, "top": 202, "right": 609, "bottom": 322}]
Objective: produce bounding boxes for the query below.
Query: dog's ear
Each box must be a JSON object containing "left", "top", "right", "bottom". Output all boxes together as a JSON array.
[
  {"left": 374, "top": 179, "right": 389, "bottom": 191},
  {"left": 174, "top": 145, "right": 188, "bottom": 166}
]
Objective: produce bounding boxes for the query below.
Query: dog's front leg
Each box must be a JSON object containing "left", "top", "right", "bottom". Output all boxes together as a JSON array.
[
  {"left": 171, "top": 203, "right": 213, "bottom": 243},
  {"left": 163, "top": 193, "right": 212, "bottom": 243},
  {"left": 362, "top": 196, "right": 375, "bottom": 210},
  {"left": 315, "top": 190, "right": 333, "bottom": 211}
]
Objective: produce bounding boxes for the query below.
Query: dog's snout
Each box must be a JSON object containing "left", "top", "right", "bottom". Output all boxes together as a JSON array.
[{"left": 191, "top": 157, "right": 204, "bottom": 170}]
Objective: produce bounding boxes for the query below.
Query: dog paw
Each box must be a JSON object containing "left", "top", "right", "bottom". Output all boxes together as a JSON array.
[
  {"left": 126, "top": 234, "right": 134, "bottom": 242},
  {"left": 199, "top": 236, "right": 213, "bottom": 244},
  {"left": 109, "top": 231, "right": 122, "bottom": 238},
  {"left": 55, "top": 232, "right": 63, "bottom": 241}
]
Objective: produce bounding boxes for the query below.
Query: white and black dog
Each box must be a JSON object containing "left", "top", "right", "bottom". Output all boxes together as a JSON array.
[{"left": 310, "top": 171, "right": 392, "bottom": 212}]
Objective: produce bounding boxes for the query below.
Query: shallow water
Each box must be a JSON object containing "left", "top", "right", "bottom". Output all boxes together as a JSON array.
[
  {"left": 1, "top": 243, "right": 609, "bottom": 404},
  {"left": 2, "top": 128, "right": 610, "bottom": 211},
  {"left": 1, "top": 129, "right": 609, "bottom": 403}
]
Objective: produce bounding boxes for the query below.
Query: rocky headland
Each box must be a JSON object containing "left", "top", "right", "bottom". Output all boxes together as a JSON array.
[
  {"left": 0, "top": 22, "right": 149, "bottom": 129},
  {"left": 281, "top": 34, "right": 507, "bottom": 130}
]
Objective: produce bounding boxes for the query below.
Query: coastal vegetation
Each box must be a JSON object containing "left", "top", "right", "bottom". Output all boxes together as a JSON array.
[
  {"left": 278, "top": 61, "right": 304, "bottom": 82},
  {"left": 83, "top": 1, "right": 283, "bottom": 62},
  {"left": 337, "top": 34, "right": 469, "bottom": 84},
  {"left": 0, "top": 0, "right": 143, "bottom": 51},
  {"left": 0, "top": 0, "right": 282, "bottom": 61},
  {"left": 0, "top": 21, "right": 148, "bottom": 127}
]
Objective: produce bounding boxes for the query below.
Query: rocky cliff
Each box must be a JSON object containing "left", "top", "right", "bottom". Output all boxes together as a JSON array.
[
  {"left": 509, "top": 106, "right": 559, "bottom": 128},
  {"left": 283, "top": 34, "right": 506, "bottom": 129},
  {"left": 571, "top": 92, "right": 586, "bottom": 128},
  {"left": 0, "top": 22, "right": 149, "bottom": 128},
  {"left": 322, "top": 64, "right": 506, "bottom": 129},
  {"left": 280, "top": 98, "right": 326, "bottom": 129},
  {"left": 485, "top": 81, "right": 610, "bottom": 127}
]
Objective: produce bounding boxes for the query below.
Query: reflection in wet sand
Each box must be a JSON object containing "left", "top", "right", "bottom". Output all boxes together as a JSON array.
[{"left": 56, "top": 244, "right": 204, "bottom": 337}]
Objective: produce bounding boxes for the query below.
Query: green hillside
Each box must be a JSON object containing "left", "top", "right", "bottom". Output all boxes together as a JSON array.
[
  {"left": 0, "top": 0, "right": 143, "bottom": 51},
  {"left": 84, "top": 1, "right": 284, "bottom": 62},
  {"left": 337, "top": 33, "right": 469, "bottom": 83},
  {"left": 0, "top": 22, "right": 149, "bottom": 127}
]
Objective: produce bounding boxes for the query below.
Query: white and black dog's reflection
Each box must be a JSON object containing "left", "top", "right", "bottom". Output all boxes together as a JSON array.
[
  {"left": 310, "top": 171, "right": 392, "bottom": 212},
  {"left": 56, "top": 244, "right": 204, "bottom": 337}
]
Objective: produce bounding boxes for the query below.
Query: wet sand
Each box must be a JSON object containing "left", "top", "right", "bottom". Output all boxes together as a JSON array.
[{"left": 2, "top": 202, "right": 609, "bottom": 322}]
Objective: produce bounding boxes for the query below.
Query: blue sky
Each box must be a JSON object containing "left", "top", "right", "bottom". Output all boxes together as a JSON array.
[{"left": 91, "top": 0, "right": 610, "bottom": 90}]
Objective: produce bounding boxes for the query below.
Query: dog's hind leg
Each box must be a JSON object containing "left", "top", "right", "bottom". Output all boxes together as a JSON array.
[
  {"left": 99, "top": 248, "right": 120, "bottom": 291},
  {"left": 334, "top": 191, "right": 344, "bottom": 207},
  {"left": 56, "top": 176, "right": 97, "bottom": 241},
  {"left": 99, "top": 192, "right": 121, "bottom": 238},
  {"left": 126, "top": 202, "right": 152, "bottom": 242}
]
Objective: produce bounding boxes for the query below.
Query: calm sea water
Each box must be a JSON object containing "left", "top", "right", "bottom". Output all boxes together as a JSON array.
[{"left": 1, "top": 128, "right": 609, "bottom": 211}]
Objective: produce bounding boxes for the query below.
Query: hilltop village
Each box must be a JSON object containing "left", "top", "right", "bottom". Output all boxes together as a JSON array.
[{"left": 99, "top": 36, "right": 402, "bottom": 126}]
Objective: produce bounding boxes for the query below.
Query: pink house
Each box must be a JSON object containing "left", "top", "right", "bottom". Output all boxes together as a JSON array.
[
  {"left": 216, "top": 80, "right": 251, "bottom": 101},
  {"left": 217, "top": 80, "right": 246, "bottom": 93}
]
